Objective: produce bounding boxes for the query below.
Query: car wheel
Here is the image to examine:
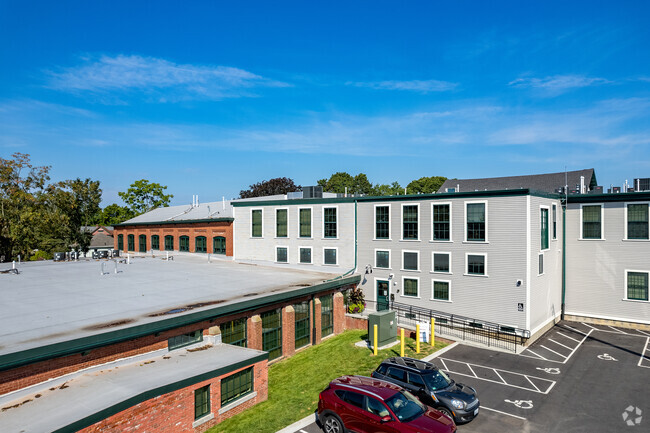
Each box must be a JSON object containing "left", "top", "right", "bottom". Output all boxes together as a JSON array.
[
  {"left": 438, "top": 407, "right": 456, "bottom": 423},
  {"left": 322, "top": 414, "right": 344, "bottom": 433}
]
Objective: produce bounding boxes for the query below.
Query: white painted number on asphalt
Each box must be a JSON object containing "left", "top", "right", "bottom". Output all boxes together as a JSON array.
[
  {"left": 597, "top": 353, "right": 618, "bottom": 361},
  {"left": 536, "top": 367, "right": 561, "bottom": 374},
  {"left": 504, "top": 399, "right": 534, "bottom": 409},
  {"left": 622, "top": 406, "right": 643, "bottom": 426}
]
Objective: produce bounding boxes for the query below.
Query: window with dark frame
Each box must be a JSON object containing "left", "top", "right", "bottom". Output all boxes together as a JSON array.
[
  {"left": 168, "top": 330, "right": 203, "bottom": 350},
  {"left": 151, "top": 235, "right": 159, "bottom": 250},
  {"left": 179, "top": 235, "right": 189, "bottom": 252},
  {"left": 195, "top": 236, "right": 207, "bottom": 253},
  {"left": 213, "top": 236, "right": 226, "bottom": 254},
  {"left": 299, "top": 247, "right": 311, "bottom": 264},
  {"left": 321, "top": 294, "right": 334, "bottom": 337},
  {"left": 466, "top": 203, "right": 485, "bottom": 241},
  {"left": 262, "top": 309, "right": 282, "bottom": 360},
  {"left": 294, "top": 302, "right": 310, "bottom": 349},
  {"left": 375, "top": 250, "right": 389, "bottom": 268},
  {"left": 138, "top": 234, "right": 146, "bottom": 253},
  {"left": 403, "top": 205, "right": 418, "bottom": 240},
  {"left": 276, "top": 247, "right": 288, "bottom": 263},
  {"left": 299, "top": 208, "right": 311, "bottom": 237},
  {"left": 194, "top": 385, "right": 210, "bottom": 420},
  {"left": 433, "top": 253, "right": 450, "bottom": 273},
  {"left": 221, "top": 367, "right": 253, "bottom": 406},
  {"left": 433, "top": 281, "right": 449, "bottom": 301},
  {"left": 251, "top": 209, "right": 262, "bottom": 238},
  {"left": 627, "top": 271, "right": 649, "bottom": 301},
  {"left": 127, "top": 234, "right": 134, "bottom": 251},
  {"left": 164, "top": 235, "right": 174, "bottom": 251},
  {"left": 403, "top": 251, "right": 418, "bottom": 270},
  {"left": 403, "top": 278, "right": 418, "bottom": 297},
  {"left": 324, "top": 208, "right": 337, "bottom": 238},
  {"left": 539, "top": 253, "right": 544, "bottom": 275},
  {"left": 117, "top": 234, "right": 124, "bottom": 250},
  {"left": 582, "top": 205, "right": 602, "bottom": 239},
  {"left": 541, "top": 208, "right": 549, "bottom": 250},
  {"left": 221, "top": 317, "right": 247, "bottom": 347},
  {"left": 324, "top": 248, "right": 337, "bottom": 265},
  {"left": 627, "top": 204, "right": 649, "bottom": 240},
  {"left": 467, "top": 254, "right": 485, "bottom": 275},
  {"left": 375, "top": 206, "right": 390, "bottom": 239},
  {"left": 433, "top": 204, "right": 450, "bottom": 241},
  {"left": 276, "top": 209, "right": 288, "bottom": 238}
]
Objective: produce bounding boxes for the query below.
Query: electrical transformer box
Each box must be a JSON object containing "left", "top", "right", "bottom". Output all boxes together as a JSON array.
[{"left": 368, "top": 310, "right": 397, "bottom": 347}]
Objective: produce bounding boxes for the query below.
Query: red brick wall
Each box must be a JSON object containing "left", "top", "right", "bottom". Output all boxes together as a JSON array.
[
  {"left": 79, "top": 360, "right": 268, "bottom": 433},
  {"left": 345, "top": 315, "right": 369, "bottom": 331},
  {"left": 113, "top": 221, "right": 234, "bottom": 256},
  {"left": 282, "top": 306, "right": 296, "bottom": 357}
]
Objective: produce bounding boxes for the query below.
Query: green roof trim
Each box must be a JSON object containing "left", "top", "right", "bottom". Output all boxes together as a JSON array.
[
  {"left": 567, "top": 191, "right": 650, "bottom": 203},
  {"left": 0, "top": 275, "right": 360, "bottom": 372},
  {"left": 232, "top": 189, "right": 560, "bottom": 207},
  {"left": 114, "top": 217, "right": 234, "bottom": 227},
  {"left": 53, "top": 352, "right": 268, "bottom": 433}
]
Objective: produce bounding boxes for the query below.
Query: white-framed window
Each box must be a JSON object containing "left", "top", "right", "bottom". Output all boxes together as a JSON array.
[
  {"left": 298, "top": 207, "right": 313, "bottom": 238},
  {"left": 299, "top": 247, "right": 312, "bottom": 264},
  {"left": 276, "top": 208, "right": 288, "bottom": 238},
  {"left": 552, "top": 203, "right": 558, "bottom": 240},
  {"left": 540, "top": 205, "right": 550, "bottom": 251},
  {"left": 401, "top": 276, "right": 419, "bottom": 298},
  {"left": 580, "top": 203, "right": 604, "bottom": 240},
  {"left": 322, "top": 206, "right": 338, "bottom": 239},
  {"left": 375, "top": 249, "right": 391, "bottom": 269},
  {"left": 374, "top": 204, "right": 391, "bottom": 240},
  {"left": 432, "top": 252, "right": 451, "bottom": 274},
  {"left": 432, "top": 202, "right": 452, "bottom": 242},
  {"left": 465, "top": 201, "right": 488, "bottom": 242},
  {"left": 624, "top": 202, "right": 649, "bottom": 240},
  {"left": 431, "top": 279, "right": 451, "bottom": 302},
  {"left": 401, "top": 203, "right": 419, "bottom": 241},
  {"left": 323, "top": 247, "right": 338, "bottom": 265},
  {"left": 401, "top": 250, "right": 419, "bottom": 271},
  {"left": 251, "top": 208, "right": 263, "bottom": 238},
  {"left": 625, "top": 270, "right": 649, "bottom": 302},
  {"left": 465, "top": 253, "right": 487, "bottom": 276},
  {"left": 538, "top": 252, "right": 544, "bottom": 276},
  {"left": 276, "top": 246, "right": 288, "bottom": 263}
]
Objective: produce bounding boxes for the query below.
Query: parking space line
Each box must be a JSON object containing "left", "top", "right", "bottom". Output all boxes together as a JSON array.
[
  {"left": 524, "top": 376, "right": 541, "bottom": 392},
  {"left": 548, "top": 338, "right": 573, "bottom": 351},
  {"left": 556, "top": 331, "right": 582, "bottom": 343},
  {"left": 524, "top": 348, "right": 548, "bottom": 360},
  {"left": 638, "top": 337, "right": 650, "bottom": 369},
  {"left": 481, "top": 406, "right": 527, "bottom": 420},
  {"left": 564, "top": 325, "right": 590, "bottom": 336},
  {"left": 466, "top": 364, "right": 478, "bottom": 378},
  {"left": 493, "top": 369, "right": 507, "bottom": 385},
  {"left": 540, "top": 344, "right": 567, "bottom": 359},
  {"left": 438, "top": 358, "right": 449, "bottom": 371},
  {"left": 606, "top": 325, "right": 627, "bottom": 334},
  {"left": 635, "top": 329, "right": 650, "bottom": 337}
]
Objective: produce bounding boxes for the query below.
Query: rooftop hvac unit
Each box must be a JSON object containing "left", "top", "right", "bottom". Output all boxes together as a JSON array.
[
  {"left": 98, "top": 250, "right": 109, "bottom": 259},
  {"left": 634, "top": 178, "right": 650, "bottom": 191},
  {"left": 53, "top": 252, "right": 65, "bottom": 262},
  {"left": 303, "top": 186, "right": 323, "bottom": 199},
  {"left": 613, "top": 187, "right": 621, "bottom": 193}
]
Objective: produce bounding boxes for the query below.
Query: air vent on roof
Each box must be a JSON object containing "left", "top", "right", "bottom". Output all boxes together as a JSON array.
[{"left": 302, "top": 186, "right": 323, "bottom": 199}]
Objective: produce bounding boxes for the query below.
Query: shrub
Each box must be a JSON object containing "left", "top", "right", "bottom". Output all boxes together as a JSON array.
[{"left": 30, "top": 250, "right": 52, "bottom": 261}]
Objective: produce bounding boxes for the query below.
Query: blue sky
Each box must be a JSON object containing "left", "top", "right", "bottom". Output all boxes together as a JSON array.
[{"left": 1, "top": 0, "right": 649, "bottom": 205}]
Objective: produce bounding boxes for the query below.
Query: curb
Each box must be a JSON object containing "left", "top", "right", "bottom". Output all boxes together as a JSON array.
[{"left": 276, "top": 412, "right": 318, "bottom": 433}]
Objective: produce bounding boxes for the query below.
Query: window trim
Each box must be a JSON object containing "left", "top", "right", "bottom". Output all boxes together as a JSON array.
[
  {"left": 431, "top": 251, "right": 452, "bottom": 274},
  {"left": 298, "top": 207, "right": 313, "bottom": 239},
  {"left": 164, "top": 235, "right": 174, "bottom": 251},
  {"left": 579, "top": 203, "right": 604, "bottom": 240},
  {"left": 538, "top": 252, "right": 544, "bottom": 276},
  {"left": 401, "top": 249, "right": 420, "bottom": 272},
  {"left": 624, "top": 202, "right": 650, "bottom": 241},
  {"left": 465, "top": 252, "right": 488, "bottom": 277},
  {"left": 179, "top": 235, "right": 190, "bottom": 252},
  {"left": 275, "top": 207, "right": 289, "bottom": 238},
  {"left": 374, "top": 249, "right": 391, "bottom": 269},
  {"left": 540, "top": 205, "right": 550, "bottom": 251},
  {"left": 220, "top": 367, "right": 254, "bottom": 406},
  {"left": 624, "top": 269, "right": 649, "bottom": 302},
  {"left": 464, "top": 200, "right": 488, "bottom": 243},
  {"left": 299, "top": 246, "right": 312, "bottom": 264},
  {"left": 431, "top": 202, "right": 452, "bottom": 242},
  {"left": 323, "top": 247, "right": 338, "bottom": 265},
  {"left": 322, "top": 206, "right": 338, "bottom": 239},
  {"left": 401, "top": 203, "right": 420, "bottom": 241},
  {"left": 251, "top": 208, "right": 263, "bottom": 238},
  {"left": 431, "top": 279, "right": 452, "bottom": 302},
  {"left": 401, "top": 276, "right": 420, "bottom": 298},
  {"left": 276, "top": 246, "right": 288, "bottom": 263},
  {"left": 374, "top": 204, "right": 392, "bottom": 240},
  {"left": 213, "top": 236, "right": 226, "bottom": 255}
]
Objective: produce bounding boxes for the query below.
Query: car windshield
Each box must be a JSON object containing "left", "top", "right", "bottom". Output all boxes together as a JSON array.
[
  {"left": 385, "top": 390, "right": 425, "bottom": 423},
  {"left": 423, "top": 369, "right": 453, "bottom": 391}
]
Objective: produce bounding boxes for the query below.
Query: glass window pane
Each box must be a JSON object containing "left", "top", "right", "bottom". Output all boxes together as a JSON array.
[
  {"left": 433, "top": 204, "right": 450, "bottom": 241},
  {"left": 221, "top": 367, "right": 253, "bottom": 406},
  {"left": 262, "top": 309, "right": 282, "bottom": 360},
  {"left": 276, "top": 209, "right": 288, "bottom": 238},
  {"left": 321, "top": 294, "right": 333, "bottom": 336},
  {"left": 627, "top": 272, "right": 649, "bottom": 301},
  {"left": 300, "top": 209, "right": 311, "bottom": 237},
  {"left": 467, "top": 255, "right": 485, "bottom": 275},
  {"left": 277, "top": 247, "right": 288, "bottom": 263},
  {"left": 324, "top": 248, "right": 337, "bottom": 265},
  {"left": 300, "top": 248, "right": 311, "bottom": 263},
  {"left": 433, "top": 253, "right": 449, "bottom": 272},
  {"left": 164, "top": 235, "right": 174, "bottom": 251},
  {"left": 582, "top": 205, "right": 602, "bottom": 239},
  {"left": 222, "top": 318, "right": 247, "bottom": 347},
  {"left": 467, "top": 203, "right": 485, "bottom": 241},
  {"left": 541, "top": 208, "right": 549, "bottom": 250},
  {"left": 403, "top": 252, "right": 418, "bottom": 270},
  {"left": 403, "top": 279, "right": 418, "bottom": 297},
  {"left": 213, "top": 236, "right": 226, "bottom": 254},
  {"left": 376, "top": 251, "right": 389, "bottom": 268},
  {"left": 628, "top": 204, "right": 649, "bottom": 239},
  {"left": 403, "top": 205, "right": 418, "bottom": 240},
  {"left": 252, "top": 210, "right": 262, "bottom": 238},
  {"left": 194, "top": 385, "right": 210, "bottom": 419},
  {"left": 294, "top": 302, "right": 310, "bottom": 349},
  {"left": 433, "top": 281, "right": 449, "bottom": 300},
  {"left": 324, "top": 208, "right": 337, "bottom": 238},
  {"left": 376, "top": 206, "right": 390, "bottom": 239}
]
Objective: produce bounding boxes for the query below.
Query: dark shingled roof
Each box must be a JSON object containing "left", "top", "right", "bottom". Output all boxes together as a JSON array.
[{"left": 438, "top": 169, "right": 597, "bottom": 194}]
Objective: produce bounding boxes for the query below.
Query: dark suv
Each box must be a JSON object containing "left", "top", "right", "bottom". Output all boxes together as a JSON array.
[
  {"left": 371, "top": 357, "right": 479, "bottom": 424},
  {"left": 318, "top": 375, "right": 456, "bottom": 433}
]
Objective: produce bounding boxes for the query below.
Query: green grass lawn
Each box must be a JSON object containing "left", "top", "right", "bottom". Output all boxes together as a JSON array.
[{"left": 210, "top": 330, "right": 449, "bottom": 433}]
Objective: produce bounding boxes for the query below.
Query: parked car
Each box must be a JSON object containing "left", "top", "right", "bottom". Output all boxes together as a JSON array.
[
  {"left": 371, "top": 357, "right": 479, "bottom": 424},
  {"left": 317, "top": 375, "right": 456, "bottom": 433}
]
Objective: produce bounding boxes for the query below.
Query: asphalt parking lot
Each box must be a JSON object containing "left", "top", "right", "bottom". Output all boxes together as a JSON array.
[{"left": 291, "top": 321, "right": 649, "bottom": 433}]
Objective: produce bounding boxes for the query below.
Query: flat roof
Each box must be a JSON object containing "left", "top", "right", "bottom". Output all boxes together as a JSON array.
[
  {"left": 0, "top": 255, "right": 358, "bottom": 370},
  {"left": 0, "top": 342, "right": 267, "bottom": 432}
]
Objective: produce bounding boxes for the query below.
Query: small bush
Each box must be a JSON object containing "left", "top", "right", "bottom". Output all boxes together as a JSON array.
[
  {"left": 30, "top": 250, "right": 52, "bottom": 261},
  {"left": 347, "top": 303, "right": 365, "bottom": 314}
]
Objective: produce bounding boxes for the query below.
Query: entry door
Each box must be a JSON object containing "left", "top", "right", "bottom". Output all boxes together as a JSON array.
[{"left": 376, "top": 280, "right": 389, "bottom": 311}]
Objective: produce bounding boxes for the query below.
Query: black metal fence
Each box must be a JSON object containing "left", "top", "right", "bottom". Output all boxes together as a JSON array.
[{"left": 348, "top": 299, "right": 530, "bottom": 352}]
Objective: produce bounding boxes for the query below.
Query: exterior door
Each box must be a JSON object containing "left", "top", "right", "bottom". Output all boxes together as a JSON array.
[{"left": 377, "top": 280, "right": 389, "bottom": 311}]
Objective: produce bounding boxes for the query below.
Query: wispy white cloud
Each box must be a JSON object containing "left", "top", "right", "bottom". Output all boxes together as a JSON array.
[
  {"left": 45, "top": 54, "right": 290, "bottom": 103},
  {"left": 508, "top": 74, "right": 611, "bottom": 96},
  {"left": 347, "top": 79, "right": 458, "bottom": 93}
]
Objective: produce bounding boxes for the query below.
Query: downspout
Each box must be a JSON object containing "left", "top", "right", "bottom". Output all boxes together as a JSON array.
[{"left": 561, "top": 203, "right": 567, "bottom": 320}]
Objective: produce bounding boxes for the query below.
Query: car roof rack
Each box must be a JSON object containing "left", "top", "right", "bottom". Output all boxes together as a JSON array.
[{"left": 386, "top": 356, "right": 438, "bottom": 372}]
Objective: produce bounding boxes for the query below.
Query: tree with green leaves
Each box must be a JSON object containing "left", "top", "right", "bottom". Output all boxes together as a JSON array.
[
  {"left": 239, "top": 177, "right": 301, "bottom": 199},
  {"left": 371, "top": 182, "right": 404, "bottom": 196},
  {"left": 118, "top": 179, "right": 173, "bottom": 216},
  {"left": 317, "top": 172, "right": 373, "bottom": 195},
  {"left": 406, "top": 176, "right": 447, "bottom": 194},
  {"left": 51, "top": 178, "right": 102, "bottom": 253},
  {"left": 95, "top": 203, "right": 135, "bottom": 226}
]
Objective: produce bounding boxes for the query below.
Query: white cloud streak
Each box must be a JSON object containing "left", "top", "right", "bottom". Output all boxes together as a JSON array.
[
  {"left": 508, "top": 74, "right": 611, "bottom": 96},
  {"left": 348, "top": 79, "right": 458, "bottom": 93},
  {"left": 45, "top": 54, "right": 290, "bottom": 103}
]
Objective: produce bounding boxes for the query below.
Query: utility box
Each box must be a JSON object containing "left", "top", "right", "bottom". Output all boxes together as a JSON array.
[{"left": 368, "top": 310, "right": 397, "bottom": 347}]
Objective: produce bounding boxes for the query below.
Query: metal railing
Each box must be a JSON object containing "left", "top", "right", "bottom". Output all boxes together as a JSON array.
[{"left": 348, "top": 299, "right": 530, "bottom": 352}]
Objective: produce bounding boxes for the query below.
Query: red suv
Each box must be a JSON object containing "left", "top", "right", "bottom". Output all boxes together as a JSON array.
[{"left": 318, "top": 375, "right": 456, "bottom": 433}]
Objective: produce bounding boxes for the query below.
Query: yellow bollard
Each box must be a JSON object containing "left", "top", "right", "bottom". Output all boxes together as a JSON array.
[
  {"left": 416, "top": 323, "right": 420, "bottom": 353},
  {"left": 431, "top": 317, "right": 436, "bottom": 347},
  {"left": 400, "top": 328, "right": 405, "bottom": 357},
  {"left": 373, "top": 324, "right": 378, "bottom": 356}
]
